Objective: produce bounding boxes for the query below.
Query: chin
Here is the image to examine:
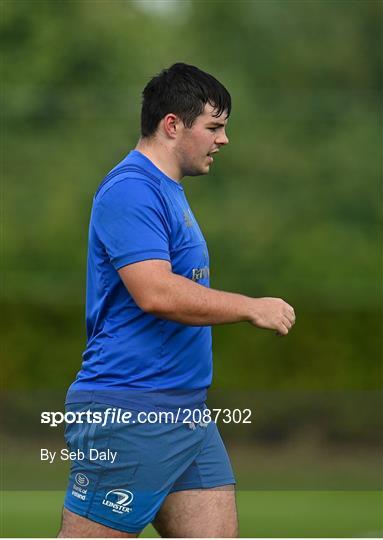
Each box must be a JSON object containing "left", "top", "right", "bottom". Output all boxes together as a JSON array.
[
  {"left": 198, "top": 162, "right": 211, "bottom": 175},
  {"left": 185, "top": 167, "right": 210, "bottom": 177}
]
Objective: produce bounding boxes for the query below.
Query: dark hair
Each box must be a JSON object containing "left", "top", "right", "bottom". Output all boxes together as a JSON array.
[{"left": 140, "top": 63, "right": 231, "bottom": 137}]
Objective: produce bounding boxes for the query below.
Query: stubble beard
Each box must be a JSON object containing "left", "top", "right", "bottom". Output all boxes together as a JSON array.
[{"left": 180, "top": 155, "right": 210, "bottom": 178}]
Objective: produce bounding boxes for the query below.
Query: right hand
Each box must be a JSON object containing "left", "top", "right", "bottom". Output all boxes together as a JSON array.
[{"left": 247, "top": 297, "right": 296, "bottom": 336}]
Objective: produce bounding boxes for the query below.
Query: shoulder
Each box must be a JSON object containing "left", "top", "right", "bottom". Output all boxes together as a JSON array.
[{"left": 95, "top": 172, "right": 165, "bottom": 208}]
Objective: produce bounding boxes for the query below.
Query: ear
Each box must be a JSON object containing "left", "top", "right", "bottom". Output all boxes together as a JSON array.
[{"left": 162, "top": 113, "right": 181, "bottom": 139}]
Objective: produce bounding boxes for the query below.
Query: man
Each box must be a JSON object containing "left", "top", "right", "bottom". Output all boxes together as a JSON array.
[{"left": 58, "top": 63, "right": 295, "bottom": 538}]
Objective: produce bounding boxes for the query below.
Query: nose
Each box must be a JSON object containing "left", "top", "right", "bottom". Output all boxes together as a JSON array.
[{"left": 215, "top": 131, "right": 229, "bottom": 146}]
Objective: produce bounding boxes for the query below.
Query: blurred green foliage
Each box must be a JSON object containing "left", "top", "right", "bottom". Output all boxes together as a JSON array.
[{"left": 2, "top": 0, "right": 382, "bottom": 399}]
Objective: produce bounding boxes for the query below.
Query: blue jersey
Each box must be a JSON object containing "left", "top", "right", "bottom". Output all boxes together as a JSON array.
[{"left": 67, "top": 151, "right": 212, "bottom": 408}]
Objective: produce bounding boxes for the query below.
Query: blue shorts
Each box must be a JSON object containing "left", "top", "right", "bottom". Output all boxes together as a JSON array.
[{"left": 63, "top": 402, "right": 235, "bottom": 533}]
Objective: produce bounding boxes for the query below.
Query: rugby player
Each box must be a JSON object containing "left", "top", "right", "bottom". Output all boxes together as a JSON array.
[{"left": 58, "top": 63, "right": 295, "bottom": 538}]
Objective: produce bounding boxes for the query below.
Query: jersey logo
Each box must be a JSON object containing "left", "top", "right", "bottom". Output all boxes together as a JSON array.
[
  {"left": 192, "top": 267, "right": 210, "bottom": 281},
  {"left": 183, "top": 209, "right": 194, "bottom": 228}
]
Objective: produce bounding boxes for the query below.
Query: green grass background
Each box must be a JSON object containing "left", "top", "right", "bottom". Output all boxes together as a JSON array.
[
  {"left": 1, "top": 490, "right": 382, "bottom": 537},
  {"left": 2, "top": 434, "right": 383, "bottom": 537}
]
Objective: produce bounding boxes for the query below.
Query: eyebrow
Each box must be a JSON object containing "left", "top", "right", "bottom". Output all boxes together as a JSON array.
[{"left": 207, "top": 121, "right": 227, "bottom": 127}]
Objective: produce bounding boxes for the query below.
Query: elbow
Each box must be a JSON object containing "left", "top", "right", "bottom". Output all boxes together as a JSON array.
[
  {"left": 139, "top": 298, "right": 157, "bottom": 315},
  {"left": 138, "top": 294, "right": 170, "bottom": 317}
]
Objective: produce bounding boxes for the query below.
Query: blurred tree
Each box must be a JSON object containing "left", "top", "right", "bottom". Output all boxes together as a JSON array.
[{"left": 2, "top": 1, "right": 382, "bottom": 408}]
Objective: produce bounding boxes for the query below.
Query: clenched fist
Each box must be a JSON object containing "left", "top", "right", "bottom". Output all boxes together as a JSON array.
[{"left": 247, "top": 297, "right": 296, "bottom": 336}]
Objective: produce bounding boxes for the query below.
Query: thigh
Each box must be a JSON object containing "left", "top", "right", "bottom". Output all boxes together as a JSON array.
[
  {"left": 58, "top": 507, "right": 139, "bottom": 538},
  {"left": 152, "top": 486, "right": 238, "bottom": 538}
]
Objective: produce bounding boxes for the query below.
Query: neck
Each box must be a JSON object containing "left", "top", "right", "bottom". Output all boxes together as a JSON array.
[{"left": 135, "top": 138, "right": 182, "bottom": 182}]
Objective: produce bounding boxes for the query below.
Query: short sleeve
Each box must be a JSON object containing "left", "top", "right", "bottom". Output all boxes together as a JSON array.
[{"left": 93, "top": 178, "right": 171, "bottom": 270}]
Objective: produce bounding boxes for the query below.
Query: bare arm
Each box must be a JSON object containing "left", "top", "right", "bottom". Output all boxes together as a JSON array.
[{"left": 118, "top": 260, "right": 295, "bottom": 336}]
